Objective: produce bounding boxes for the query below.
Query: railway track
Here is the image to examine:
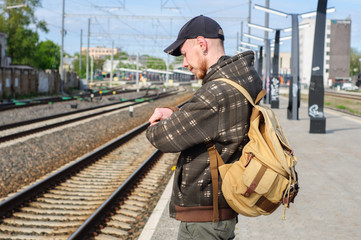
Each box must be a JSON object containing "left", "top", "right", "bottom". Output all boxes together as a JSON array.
[
  {"left": 0, "top": 89, "right": 178, "bottom": 143},
  {"left": 0, "top": 87, "right": 140, "bottom": 112},
  {"left": 325, "top": 90, "right": 361, "bottom": 101},
  {"left": 323, "top": 90, "right": 361, "bottom": 117},
  {"left": 0, "top": 122, "right": 177, "bottom": 239}
]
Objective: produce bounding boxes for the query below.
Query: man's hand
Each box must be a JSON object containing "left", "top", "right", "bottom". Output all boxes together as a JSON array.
[{"left": 149, "top": 108, "right": 174, "bottom": 126}]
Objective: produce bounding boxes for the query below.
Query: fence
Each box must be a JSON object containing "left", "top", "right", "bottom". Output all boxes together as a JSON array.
[{"left": 0, "top": 68, "right": 79, "bottom": 99}]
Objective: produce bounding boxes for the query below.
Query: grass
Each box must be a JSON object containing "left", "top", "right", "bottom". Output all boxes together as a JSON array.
[{"left": 301, "top": 93, "right": 361, "bottom": 117}]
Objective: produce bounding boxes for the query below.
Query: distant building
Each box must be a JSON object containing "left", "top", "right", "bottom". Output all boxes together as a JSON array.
[
  {"left": 278, "top": 52, "right": 291, "bottom": 76},
  {"left": 103, "top": 59, "right": 121, "bottom": 73},
  {"left": 81, "top": 46, "right": 120, "bottom": 59},
  {"left": 299, "top": 18, "right": 351, "bottom": 87},
  {"left": 328, "top": 19, "right": 351, "bottom": 83},
  {"left": 63, "top": 56, "right": 74, "bottom": 71}
]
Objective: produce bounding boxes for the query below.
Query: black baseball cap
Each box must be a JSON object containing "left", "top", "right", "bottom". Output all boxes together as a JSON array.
[{"left": 164, "top": 15, "right": 224, "bottom": 56}]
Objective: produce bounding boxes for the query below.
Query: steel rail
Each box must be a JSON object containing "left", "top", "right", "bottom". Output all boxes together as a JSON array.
[
  {"left": 0, "top": 88, "right": 136, "bottom": 111},
  {"left": 69, "top": 149, "right": 162, "bottom": 240},
  {"left": 0, "top": 121, "right": 150, "bottom": 218},
  {"left": 0, "top": 88, "right": 173, "bottom": 131},
  {"left": 0, "top": 91, "right": 177, "bottom": 142},
  {"left": 0, "top": 95, "right": 144, "bottom": 131},
  {"left": 325, "top": 90, "right": 361, "bottom": 101}
]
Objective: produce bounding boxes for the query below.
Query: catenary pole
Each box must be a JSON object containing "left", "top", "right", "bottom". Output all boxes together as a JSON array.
[
  {"left": 79, "top": 29, "right": 82, "bottom": 75},
  {"left": 60, "top": 0, "right": 65, "bottom": 93},
  {"left": 248, "top": 0, "right": 252, "bottom": 43},
  {"left": 110, "top": 40, "right": 114, "bottom": 88},
  {"left": 86, "top": 18, "right": 90, "bottom": 84}
]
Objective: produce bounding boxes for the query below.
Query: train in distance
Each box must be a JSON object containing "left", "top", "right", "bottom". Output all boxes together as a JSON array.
[{"left": 97, "top": 68, "right": 196, "bottom": 83}]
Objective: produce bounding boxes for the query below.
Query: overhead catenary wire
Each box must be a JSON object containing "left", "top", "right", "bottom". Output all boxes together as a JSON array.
[{"left": 38, "top": 1, "right": 249, "bottom": 61}]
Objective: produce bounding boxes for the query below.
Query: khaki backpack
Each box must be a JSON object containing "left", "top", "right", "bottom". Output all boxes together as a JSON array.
[{"left": 208, "top": 78, "right": 299, "bottom": 222}]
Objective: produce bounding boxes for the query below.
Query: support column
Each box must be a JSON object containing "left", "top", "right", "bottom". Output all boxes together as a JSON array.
[
  {"left": 287, "top": 14, "right": 300, "bottom": 120},
  {"left": 264, "top": 39, "right": 271, "bottom": 104},
  {"left": 308, "top": 0, "right": 327, "bottom": 133},
  {"left": 257, "top": 46, "right": 263, "bottom": 77},
  {"left": 271, "top": 30, "right": 280, "bottom": 108}
]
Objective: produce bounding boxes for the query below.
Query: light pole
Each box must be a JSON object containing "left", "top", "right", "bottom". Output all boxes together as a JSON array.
[
  {"left": 86, "top": 18, "right": 91, "bottom": 84},
  {"left": 308, "top": 0, "right": 329, "bottom": 133},
  {"left": 60, "top": 0, "right": 65, "bottom": 93},
  {"left": 254, "top": 4, "right": 335, "bottom": 120},
  {"left": 79, "top": 29, "right": 82, "bottom": 77},
  {"left": 243, "top": 25, "right": 275, "bottom": 106},
  {"left": 258, "top": 46, "right": 263, "bottom": 78},
  {"left": 238, "top": 41, "right": 260, "bottom": 77},
  {"left": 289, "top": 13, "right": 300, "bottom": 120},
  {"left": 245, "top": 25, "right": 294, "bottom": 108},
  {"left": 271, "top": 30, "right": 280, "bottom": 108},
  {"left": 110, "top": 40, "right": 114, "bottom": 88}
]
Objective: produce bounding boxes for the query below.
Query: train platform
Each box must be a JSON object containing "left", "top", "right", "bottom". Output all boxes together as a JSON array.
[{"left": 138, "top": 97, "right": 361, "bottom": 240}]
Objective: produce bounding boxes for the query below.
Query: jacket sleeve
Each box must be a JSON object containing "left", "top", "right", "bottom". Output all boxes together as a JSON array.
[{"left": 146, "top": 84, "right": 220, "bottom": 153}]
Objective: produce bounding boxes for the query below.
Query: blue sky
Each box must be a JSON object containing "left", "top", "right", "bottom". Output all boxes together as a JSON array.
[{"left": 35, "top": 0, "right": 361, "bottom": 61}]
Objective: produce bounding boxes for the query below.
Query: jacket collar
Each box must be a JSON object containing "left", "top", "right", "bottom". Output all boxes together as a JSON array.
[{"left": 202, "top": 51, "right": 255, "bottom": 85}]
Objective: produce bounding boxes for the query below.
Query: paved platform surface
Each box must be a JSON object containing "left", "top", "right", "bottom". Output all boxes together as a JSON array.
[{"left": 139, "top": 97, "right": 361, "bottom": 240}]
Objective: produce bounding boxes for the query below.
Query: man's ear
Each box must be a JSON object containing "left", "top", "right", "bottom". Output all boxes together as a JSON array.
[{"left": 196, "top": 36, "right": 207, "bottom": 52}]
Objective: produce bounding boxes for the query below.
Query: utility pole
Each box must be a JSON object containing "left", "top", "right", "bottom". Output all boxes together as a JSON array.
[
  {"left": 60, "top": 0, "right": 65, "bottom": 93},
  {"left": 79, "top": 29, "right": 82, "bottom": 75},
  {"left": 166, "top": 53, "right": 169, "bottom": 86},
  {"left": 110, "top": 40, "right": 114, "bottom": 88},
  {"left": 86, "top": 18, "right": 90, "bottom": 84},
  {"left": 248, "top": 0, "right": 252, "bottom": 43},
  {"left": 91, "top": 55, "right": 94, "bottom": 83},
  {"left": 136, "top": 52, "right": 140, "bottom": 92},
  {"left": 240, "top": 21, "right": 243, "bottom": 42}
]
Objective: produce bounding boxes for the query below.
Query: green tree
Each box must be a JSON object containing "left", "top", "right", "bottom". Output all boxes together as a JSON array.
[
  {"left": 145, "top": 55, "right": 166, "bottom": 70},
  {"left": 350, "top": 47, "right": 361, "bottom": 76},
  {"left": 93, "top": 58, "right": 105, "bottom": 72},
  {"left": 33, "top": 40, "right": 60, "bottom": 70},
  {"left": 114, "top": 51, "right": 128, "bottom": 60},
  {"left": 72, "top": 53, "right": 87, "bottom": 79},
  {"left": 72, "top": 54, "right": 105, "bottom": 79},
  {"left": 0, "top": 0, "right": 48, "bottom": 66}
]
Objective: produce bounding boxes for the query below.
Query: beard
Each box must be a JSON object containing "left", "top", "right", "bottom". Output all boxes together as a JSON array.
[{"left": 188, "top": 57, "right": 208, "bottom": 79}]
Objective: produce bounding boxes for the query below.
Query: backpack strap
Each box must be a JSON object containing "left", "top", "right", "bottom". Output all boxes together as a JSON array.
[
  {"left": 215, "top": 78, "right": 266, "bottom": 106},
  {"left": 207, "top": 78, "right": 265, "bottom": 222},
  {"left": 206, "top": 142, "right": 225, "bottom": 222}
]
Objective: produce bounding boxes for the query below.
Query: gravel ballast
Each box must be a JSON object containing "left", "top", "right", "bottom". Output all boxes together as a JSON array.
[{"left": 0, "top": 89, "right": 194, "bottom": 198}]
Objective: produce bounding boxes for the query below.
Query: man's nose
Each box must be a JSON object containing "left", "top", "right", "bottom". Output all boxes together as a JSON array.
[{"left": 182, "top": 57, "right": 188, "bottom": 68}]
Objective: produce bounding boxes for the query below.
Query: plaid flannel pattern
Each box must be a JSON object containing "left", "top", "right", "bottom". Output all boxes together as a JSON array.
[{"left": 146, "top": 51, "right": 263, "bottom": 217}]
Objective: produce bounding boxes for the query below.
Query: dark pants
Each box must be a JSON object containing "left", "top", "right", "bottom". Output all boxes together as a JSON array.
[{"left": 177, "top": 217, "right": 237, "bottom": 240}]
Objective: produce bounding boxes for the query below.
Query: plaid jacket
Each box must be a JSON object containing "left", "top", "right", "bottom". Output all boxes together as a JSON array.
[{"left": 146, "top": 51, "right": 263, "bottom": 222}]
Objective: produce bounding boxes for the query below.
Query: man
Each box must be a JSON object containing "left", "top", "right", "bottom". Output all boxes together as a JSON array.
[{"left": 146, "top": 15, "right": 263, "bottom": 239}]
